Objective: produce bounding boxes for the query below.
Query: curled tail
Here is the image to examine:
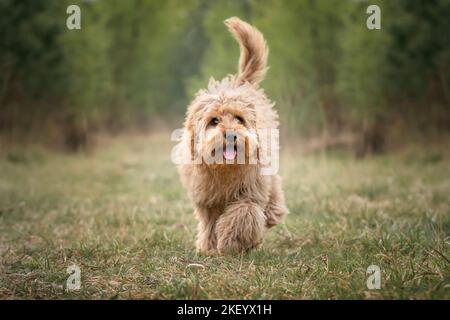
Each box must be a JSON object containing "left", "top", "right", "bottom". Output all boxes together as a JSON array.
[{"left": 225, "top": 17, "right": 268, "bottom": 85}]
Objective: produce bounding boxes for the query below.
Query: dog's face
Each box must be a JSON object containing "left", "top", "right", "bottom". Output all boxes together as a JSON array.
[{"left": 186, "top": 97, "right": 259, "bottom": 167}]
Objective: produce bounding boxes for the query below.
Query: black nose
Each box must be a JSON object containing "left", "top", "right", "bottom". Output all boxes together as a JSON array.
[{"left": 224, "top": 132, "right": 237, "bottom": 142}]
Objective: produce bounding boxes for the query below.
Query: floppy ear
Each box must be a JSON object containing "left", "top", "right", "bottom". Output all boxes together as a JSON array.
[
  {"left": 244, "top": 128, "right": 260, "bottom": 165},
  {"left": 244, "top": 135, "right": 260, "bottom": 165},
  {"left": 257, "top": 145, "right": 260, "bottom": 162},
  {"left": 184, "top": 117, "right": 196, "bottom": 162},
  {"left": 189, "top": 127, "right": 195, "bottom": 161}
]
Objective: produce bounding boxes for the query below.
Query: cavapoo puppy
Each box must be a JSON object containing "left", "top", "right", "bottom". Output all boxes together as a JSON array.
[{"left": 176, "top": 17, "right": 288, "bottom": 254}]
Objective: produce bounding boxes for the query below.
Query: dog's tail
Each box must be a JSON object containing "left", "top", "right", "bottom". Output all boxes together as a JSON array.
[{"left": 225, "top": 17, "right": 268, "bottom": 85}]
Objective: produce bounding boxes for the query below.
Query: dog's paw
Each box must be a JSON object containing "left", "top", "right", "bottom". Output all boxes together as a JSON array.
[
  {"left": 196, "top": 238, "right": 217, "bottom": 255},
  {"left": 265, "top": 203, "right": 289, "bottom": 228},
  {"left": 216, "top": 236, "right": 262, "bottom": 255},
  {"left": 196, "top": 247, "right": 218, "bottom": 256},
  {"left": 215, "top": 202, "right": 266, "bottom": 254}
]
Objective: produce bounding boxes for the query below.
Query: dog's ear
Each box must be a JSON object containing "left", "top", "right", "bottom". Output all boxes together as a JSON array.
[
  {"left": 185, "top": 119, "right": 195, "bottom": 161},
  {"left": 189, "top": 127, "right": 195, "bottom": 161},
  {"left": 225, "top": 17, "right": 268, "bottom": 86}
]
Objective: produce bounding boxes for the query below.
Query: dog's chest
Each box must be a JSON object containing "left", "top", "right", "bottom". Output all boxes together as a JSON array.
[
  {"left": 189, "top": 167, "right": 267, "bottom": 208},
  {"left": 193, "top": 173, "right": 241, "bottom": 206}
]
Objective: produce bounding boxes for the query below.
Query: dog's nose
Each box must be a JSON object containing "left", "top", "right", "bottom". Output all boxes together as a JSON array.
[{"left": 224, "top": 132, "right": 237, "bottom": 142}]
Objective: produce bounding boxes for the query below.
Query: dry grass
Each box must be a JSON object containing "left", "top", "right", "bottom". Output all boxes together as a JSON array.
[{"left": 0, "top": 133, "right": 449, "bottom": 299}]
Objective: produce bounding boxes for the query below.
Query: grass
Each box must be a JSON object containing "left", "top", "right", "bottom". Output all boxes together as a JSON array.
[{"left": 0, "top": 133, "right": 449, "bottom": 299}]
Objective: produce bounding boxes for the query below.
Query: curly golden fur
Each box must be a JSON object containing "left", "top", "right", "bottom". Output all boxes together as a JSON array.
[{"left": 177, "top": 17, "right": 288, "bottom": 254}]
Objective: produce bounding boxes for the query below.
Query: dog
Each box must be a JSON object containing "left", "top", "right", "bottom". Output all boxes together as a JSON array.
[{"left": 177, "top": 17, "right": 288, "bottom": 254}]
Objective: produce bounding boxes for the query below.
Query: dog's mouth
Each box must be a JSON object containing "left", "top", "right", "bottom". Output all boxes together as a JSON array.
[
  {"left": 210, "top": 144, "right": 238, "bottom": 161},
  {"left": 223, "top": 145, "right": 237, "bottom": 160},
  {"left": 223, "top": 135, "right": 238, "bottom": 161}
]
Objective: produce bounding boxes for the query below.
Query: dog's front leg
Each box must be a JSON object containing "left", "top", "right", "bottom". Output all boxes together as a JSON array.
[
  {"left": 195, "top": 207, "right": 219, "bottom": 254},
  {"left": 215, "top": 201, "right": 266, "bottom": 254}
]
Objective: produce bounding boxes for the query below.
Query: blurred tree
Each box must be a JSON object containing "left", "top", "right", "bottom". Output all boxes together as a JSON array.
[
  {"left": 0, "top": 0, "right": 65, "bottom": 133},
  {"left": 185, "top": 0, "right": 251, "bottom": 96},
  {"left": 0, "top": 0, "right": 448, "bottom": 150},
  {"left": 385, "top": 0, "right": 450, "bottom": 133},
  {"left": 255, "top": 0, "right": 347, "bottom": 139},
  {"left": 337, "top": 0, "right": 391, "bottom": 154}
]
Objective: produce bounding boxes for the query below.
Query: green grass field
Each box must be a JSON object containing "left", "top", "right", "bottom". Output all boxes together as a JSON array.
[{"left": 0, "top": 133, "right": 449, "bottom": 299}]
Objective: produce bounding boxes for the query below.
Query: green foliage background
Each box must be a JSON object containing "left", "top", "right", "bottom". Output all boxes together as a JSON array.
[{"left": 1, "top": 0, "right": 449, "bottom": 146}]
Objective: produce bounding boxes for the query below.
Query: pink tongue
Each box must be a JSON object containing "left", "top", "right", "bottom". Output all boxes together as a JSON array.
[{"left": 224, "top": 149, "right": 237, "bottom": 160}]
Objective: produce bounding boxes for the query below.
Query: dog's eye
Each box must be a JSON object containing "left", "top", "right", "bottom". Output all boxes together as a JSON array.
[
  {"left": 235, "top": 116, "right": 244, "bottom": 124},
  {"left": 210, "top": 117, "right": 219, "bottom": 126}
]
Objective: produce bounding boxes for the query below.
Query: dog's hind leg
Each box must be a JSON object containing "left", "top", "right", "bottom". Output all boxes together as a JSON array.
[
  {"left": 265, "top": 175, "right": 289, "bottom": 228},
  {"left": 195, "top": 207, "right": 219, "bottom": 254},
  {"left": 215, "top": 201, "right": 266, "bottom": 254}
]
